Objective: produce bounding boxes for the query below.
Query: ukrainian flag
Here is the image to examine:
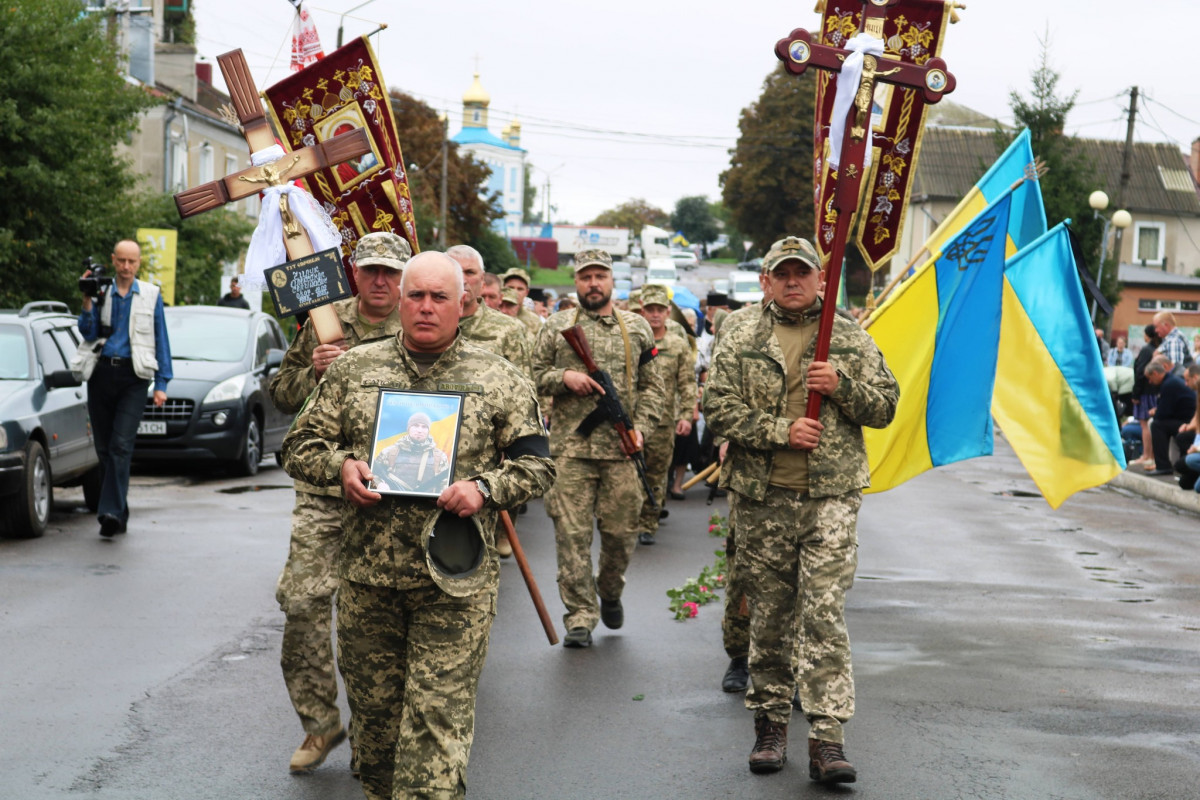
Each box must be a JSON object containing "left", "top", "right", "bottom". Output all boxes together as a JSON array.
[
  {"left": 864, "top": 192, "right": 1013, "bottom": 492},
  {"left": 992, "top": 224, "right": 1126, "bottom": 508},
  {"left": 922, "top": 128, "right": 1046, "bottom": 260}
]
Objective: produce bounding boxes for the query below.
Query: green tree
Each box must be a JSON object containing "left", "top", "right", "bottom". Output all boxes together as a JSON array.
[
  {"left": 671, "top": 195, "right": 719, "bottom": 245},
  {"left": 471, "top": 226, "right": 520, "bottom": 274},
  {"left": 523, "top": 164, "right": 541, "bottom": 225},
  {"left": 720, "top": 64, "right": 816, "bottom": 255},
  {"left": 590, "top": 198, "right": 669, "bottom": 236},
  {"left": 389, "top": 90, "right": 501, "bottom": 247},
  {"left": 1002, "top": 40, "right": 1110, "bottom": 315},
  {"left": 709, "top": 200, "right": 748, "bottom": 258},
  {"left": 0, "top": 0, "right": 159, "bottom": 308}
]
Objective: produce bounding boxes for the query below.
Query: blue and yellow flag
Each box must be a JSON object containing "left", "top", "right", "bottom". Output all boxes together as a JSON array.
[
  {"left": 922, "top": 128, "right": 1046, "bottom": 261},
  {"left": 864, "top": 192, "right": 1014, "bottom": 492},
  {"left": 992, "top": 224, "right": 1126, "bottom": 508}
]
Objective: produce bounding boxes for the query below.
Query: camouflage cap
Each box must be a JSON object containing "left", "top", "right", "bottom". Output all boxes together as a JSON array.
[
  {"left": 407, "top": 411, "right": 431, "bottom": 429},
  {"left": 626, "top": 289, "right": 643, "bottom": 312},
  {"left": 353, "top": 231, "right": 411, "bottom": 271},
  {"left": 500, "top": 287, "right": 521, "bottom": 305},
  {"left": 762, "top": 236, "right": 820, "bottom": 274},
  {"left": 500, "top": 267, "right": 531, "bottom": 286},
  {"left": 640, "top": 283, "right": 670, "bottom": 309},
  {"left": 421, "top": 509, "right": 490, "bottom": 598},
  {"left": 572, "top": 248, "right": 613, "bottom": 273}
]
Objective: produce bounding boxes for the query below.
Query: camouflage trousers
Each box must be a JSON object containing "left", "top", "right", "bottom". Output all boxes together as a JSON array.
[
  {"left": 636, "top": 423, "right": 676, "bottom": 536},
  {"left": 722, "top": 491, "right": 749, "bottom": 659},
  {"left": 275, "top": 490, "right": 343, "bottom": 737},
  {"left": 738, "top": 486, "right": 860, "bottom": 744},
  {"left": 337, "top": 579, "right": 496, "bottom": 800},
  {"left": 545, "top": 456, "right": 641, "bottom": 631}
]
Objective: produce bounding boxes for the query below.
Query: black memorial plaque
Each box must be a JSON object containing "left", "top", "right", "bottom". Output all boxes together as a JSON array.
[{"left": 264, "top": 247, "right": 352, "bottom": 318}]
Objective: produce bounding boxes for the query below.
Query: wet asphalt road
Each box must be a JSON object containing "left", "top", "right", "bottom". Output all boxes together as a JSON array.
[{"left": 2, "top": 438, "right": 1199, "bottom": 800}]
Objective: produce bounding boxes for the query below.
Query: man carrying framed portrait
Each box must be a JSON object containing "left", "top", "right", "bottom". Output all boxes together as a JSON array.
[{"left": 282, "top": 251, "right": 555, "bottom": 800}]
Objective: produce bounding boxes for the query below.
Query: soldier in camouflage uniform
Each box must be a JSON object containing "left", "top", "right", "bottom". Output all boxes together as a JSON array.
[
  {"left": 282, "top": 252, "right": 554, "bottom": 800},
  {"left": 633, "top": 284, "right": 697, "bottom": 545},
  {"left": 704, "top": 236, "right": 898, "bottom": 785},
  {"left": 713, "top": 265, "right": 772, "bottom": 693},
  {"left": 532, "top": 249, "right": 665, "bottom": 647},
  {"left": 448, "top": 244, "right": 536, "bottom": 557},
  {"left": 447, "top": 245, "right": 532, "bottom": 379},
  {"left": 502, "top": 266, "right": 545, "bottom": 338},
  {"left": 268, "top": 231, "right": 410, "bottom": 774}
]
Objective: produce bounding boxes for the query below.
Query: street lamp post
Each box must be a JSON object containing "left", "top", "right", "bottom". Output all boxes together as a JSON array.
[
  {"left": 337, "top": 0, "right": 377, "bottom": 48},
  {"left": 1088, "top": 190, "right": 1133, "bottom": 322}
]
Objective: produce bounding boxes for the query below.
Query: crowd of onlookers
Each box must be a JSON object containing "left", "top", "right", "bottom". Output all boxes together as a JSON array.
[{"left": 1107, "top": 311, "right": 1200, "bottom": 493}]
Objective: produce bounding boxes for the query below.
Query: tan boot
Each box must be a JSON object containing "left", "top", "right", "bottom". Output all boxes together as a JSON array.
[
  {"left": 289, "top": 727, "right": 346, "bottom": 773},
  {"left": 496, "top": 531, "right": 513, "bottom": 558},
  {"left": 748, "top": 715, "right": 787, "bottom": 774}
]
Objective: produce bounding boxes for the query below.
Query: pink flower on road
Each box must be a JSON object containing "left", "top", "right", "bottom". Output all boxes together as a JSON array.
[{"left": 683, "top": 601, "right": 699, "bottom": 618}]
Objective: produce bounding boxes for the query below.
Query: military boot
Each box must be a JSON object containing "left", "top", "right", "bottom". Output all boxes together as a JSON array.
[
  {"left": 748, "top": 715, "right": 787, "bottom": 774},
  {"left": 721, "top": 656, "right": 749, "bottom": 693},
  {"left": 808, "top": 738, "right": 856, "bottom": 784},
  {"left": 289, "top": 726, "right": 346, "bottom": 773}
]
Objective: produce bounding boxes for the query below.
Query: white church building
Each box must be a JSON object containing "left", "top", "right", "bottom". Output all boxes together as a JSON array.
[{"left": 451, "top": 73, "right": 526, "bottom": 238}]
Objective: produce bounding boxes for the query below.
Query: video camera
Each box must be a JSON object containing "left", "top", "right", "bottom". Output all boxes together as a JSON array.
[{"left": 78, "top": 256, "right": 113, "bottom": 297}]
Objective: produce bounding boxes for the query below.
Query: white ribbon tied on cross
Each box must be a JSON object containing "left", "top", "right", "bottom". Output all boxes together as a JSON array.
[
  {"left": 242, "top": 144, "right": 343, "bottom": 289},
  {"left": 828, "top": 32, "right": 885, "bottom": 170}
]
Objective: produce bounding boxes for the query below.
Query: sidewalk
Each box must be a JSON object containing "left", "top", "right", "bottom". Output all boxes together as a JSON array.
[{"left": 1109, "top": 465, "right": 1200, "bottom": 515}]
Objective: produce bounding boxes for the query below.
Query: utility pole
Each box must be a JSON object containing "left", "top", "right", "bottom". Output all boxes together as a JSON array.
[
  {"left": 1114, "top": 86, "right": 1138, "bottom": 261},
  {"left": 439, "top": 113, "right": 449, "bottom": 249}
]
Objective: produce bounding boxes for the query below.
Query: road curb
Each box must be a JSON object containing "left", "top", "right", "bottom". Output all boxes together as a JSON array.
[{"left": 1109, "top": 469, "right": 1200, "bottom": 515}]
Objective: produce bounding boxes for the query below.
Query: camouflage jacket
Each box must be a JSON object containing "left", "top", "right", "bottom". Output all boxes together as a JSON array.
[
  {"left": 517, "top": 306, "right": 543, "bottom": 338},
  {"left": 281, "top": 333, "right": 555, "bottom": 591},
  {"left": 656, "top": 319, "right": 698, "bottom": 428},
  {"left": 268, "top": 296, "right": 402, "bottom": 497},
  {"left": 703, "top": 300, "right": 898, "bottom": 500},
  {"left": 458, "top": 302, "right": 532, "bottom": 379},
  {"left": 532, "top": 306, "right": 665, "bottom": 459}
]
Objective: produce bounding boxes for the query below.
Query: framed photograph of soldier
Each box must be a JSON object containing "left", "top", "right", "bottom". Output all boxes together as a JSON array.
[{"left": 367, "top": 389, "right": 463, "bottom": 497}]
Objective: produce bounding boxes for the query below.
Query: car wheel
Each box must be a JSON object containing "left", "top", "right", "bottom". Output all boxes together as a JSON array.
[
  {"left": 81, "top": 465, "right": 102, "bottom": 513},
  {"left": 2, "top": 440, "right": 51, "bottom": 538},
  {"left": 230, "top": 416, "right": 262, "bottom": 477},
  {"left": 274, "top": 451, "right": 284, "bottom": 468}
]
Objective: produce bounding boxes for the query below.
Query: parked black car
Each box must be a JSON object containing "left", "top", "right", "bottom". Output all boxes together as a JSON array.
[
  {"left": 133, "top": 306, "right": 290, "bottom": 476},
  {"left": 0, "top": 302, "right": 101, "bottom": 538}
]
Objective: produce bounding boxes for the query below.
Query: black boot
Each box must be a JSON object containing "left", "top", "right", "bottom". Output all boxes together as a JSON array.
[{"left": 721, "top": 656, "right": 749, "bottom": 693}]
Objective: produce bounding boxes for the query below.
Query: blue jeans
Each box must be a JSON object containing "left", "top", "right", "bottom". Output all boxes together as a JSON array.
[
  {"left": 87, "top": 360, "right": 149, "bottom": 522},
  {"left": 1187, "top": 453, "right": 1200, "bottom": 493}
]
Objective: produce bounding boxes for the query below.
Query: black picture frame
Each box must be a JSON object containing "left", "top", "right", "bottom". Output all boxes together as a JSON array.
[{"left": 367, "top": 388, "right": 464, "bottom": 497}]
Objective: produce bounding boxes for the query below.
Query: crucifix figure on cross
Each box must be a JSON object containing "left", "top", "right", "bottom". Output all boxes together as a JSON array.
[
  {"left": 174, "top": 49, "right": 373, "bottom": 344},
  {"left": 773, "top": 0, "right": 957, "bottom": 420}
]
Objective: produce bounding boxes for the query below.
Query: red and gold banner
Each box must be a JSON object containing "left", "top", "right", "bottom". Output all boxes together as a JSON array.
[
  {"left": 813, "top": 0, "right": 952, "bottom": 271},
  {"left": 263, "top": 36, "right": 419, "bottom": 287}
]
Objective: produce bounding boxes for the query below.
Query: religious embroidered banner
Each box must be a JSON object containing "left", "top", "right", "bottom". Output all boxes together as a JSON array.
[
  {"left": 813, "top": 0, "right": 952, "bottom": 272},
  {"left": 263, "top": 36, "right": 419, "bottom": 287}
]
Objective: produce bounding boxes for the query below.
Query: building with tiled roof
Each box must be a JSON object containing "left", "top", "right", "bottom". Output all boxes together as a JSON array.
[{"left": 451, "top": 73, "right": 526, "bottom": 239}]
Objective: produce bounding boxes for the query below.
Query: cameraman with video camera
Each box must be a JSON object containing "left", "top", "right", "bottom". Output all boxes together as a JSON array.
[{"left": 78, "top": 239, "right": 173, "bottom": 538}]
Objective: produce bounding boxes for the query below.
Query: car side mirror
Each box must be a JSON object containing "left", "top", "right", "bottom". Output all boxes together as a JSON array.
[
  {"left": 265, "top": 348, "right": 285, "bottom": 372},
  {"left": 46, "top": 369, "right": 83, "bottom": 389}
]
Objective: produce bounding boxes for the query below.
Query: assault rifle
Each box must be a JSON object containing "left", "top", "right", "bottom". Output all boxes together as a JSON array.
[{"left": 560, "top": 325, "right": 657, "bottom": 505}]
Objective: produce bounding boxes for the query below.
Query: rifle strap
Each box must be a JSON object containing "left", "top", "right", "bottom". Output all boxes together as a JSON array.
[{"left": 572, "top": 307, "right": 634, "bottom": 397}]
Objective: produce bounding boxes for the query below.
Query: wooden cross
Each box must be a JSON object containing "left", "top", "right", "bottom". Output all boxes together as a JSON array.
[
  {"left": 773, "top": 0, "right": 956, "bottom": 420},
  {"left": 174, "top": 49, "right": 372, "bottom": 344}
]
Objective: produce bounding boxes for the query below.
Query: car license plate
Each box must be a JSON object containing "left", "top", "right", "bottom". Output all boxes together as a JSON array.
[{"left": 138, "top": 420, "right": 167, "bottom": 435}]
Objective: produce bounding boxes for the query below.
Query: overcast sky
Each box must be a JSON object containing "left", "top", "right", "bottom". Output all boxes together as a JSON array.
[{"left": 194, "top": 0, "right": 1197, "bottom": 226}]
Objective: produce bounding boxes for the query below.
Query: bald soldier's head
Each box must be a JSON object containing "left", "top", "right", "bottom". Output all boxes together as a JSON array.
[{"left": 400, "top": 252, "right": 466, "bottom": 354}]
